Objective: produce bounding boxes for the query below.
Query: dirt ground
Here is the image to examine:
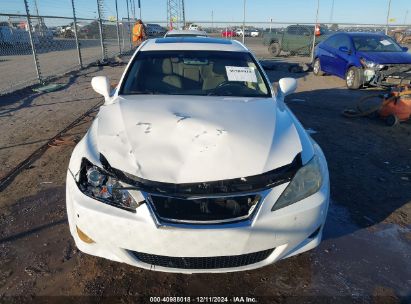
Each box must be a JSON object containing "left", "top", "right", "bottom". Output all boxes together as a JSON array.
[{"left": 0, "top": 52, "right": 410, "bottom": 304}]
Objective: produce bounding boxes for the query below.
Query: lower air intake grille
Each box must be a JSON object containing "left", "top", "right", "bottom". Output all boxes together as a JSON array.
[{"left": 129, "top": 248, "right": 274, "bottom": 269}]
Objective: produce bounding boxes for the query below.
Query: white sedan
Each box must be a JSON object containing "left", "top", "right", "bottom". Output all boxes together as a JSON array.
[
  {"left": 66, "top": 37, "right": 330, "bottom": 273},
  {"left": 250, "top": 29, "right": 260, "bottom": 37}
]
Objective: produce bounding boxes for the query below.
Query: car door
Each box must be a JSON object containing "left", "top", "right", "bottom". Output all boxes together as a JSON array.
[
  {"left": 331, "top": 34, "right": 354, "bottom": 77},
  {"left": 318, "top": 35, "right": 340, "bottom": 74}
]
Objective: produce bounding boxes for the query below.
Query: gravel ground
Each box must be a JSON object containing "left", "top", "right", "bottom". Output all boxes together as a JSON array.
[{"left": 0, "top": 52, "right": 410, "bottom": 303}]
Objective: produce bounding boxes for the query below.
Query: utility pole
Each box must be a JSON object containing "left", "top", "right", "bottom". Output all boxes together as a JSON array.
[
  {"left": 404, "top": 10, "right": 409, "bottom": 25},
  {"left": 138, "top": 0, "right": 142, "bottom": 20},
  {"left": 310, "top": 0, "right": 320, "bottom": 63},
  {"left": 385, "top": 0, "right": 392, "bottom": 35},
  {"left": 242, "top": 0, "right": 246, "bottom": 44},
  {"left": 182, "top": 0, "right": 186, "bottom": 29},
  {"left": 329, "top": 0, "right": 334, "bottom": 23}
]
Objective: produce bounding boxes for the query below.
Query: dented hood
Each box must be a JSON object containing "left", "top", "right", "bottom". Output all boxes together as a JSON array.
[{"left": 96, "top": 95, "right": 302, "bottom": 184}]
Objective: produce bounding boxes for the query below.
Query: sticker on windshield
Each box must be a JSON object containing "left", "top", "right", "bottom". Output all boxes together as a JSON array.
[
  {"left": 225, "top": 66, "right": 257, "bottom": 82},
  {"left": 380, "top": 39, "right": 392, "bottom": 46}
]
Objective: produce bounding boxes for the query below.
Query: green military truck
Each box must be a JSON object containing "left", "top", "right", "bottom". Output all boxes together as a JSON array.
[{"left": 263, "top": 25, "right": 328, "bottom": 57}]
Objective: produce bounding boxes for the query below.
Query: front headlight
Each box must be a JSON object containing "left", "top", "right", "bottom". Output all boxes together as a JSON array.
[
  {"left": 360, "top": 58, "right": 384, "bottom": 70},
  {"left": 272, "top": 155, "right": 323, "bottom": 211},
  {"left": 78, "top": 158, "right": 139, "bottom": 212}
]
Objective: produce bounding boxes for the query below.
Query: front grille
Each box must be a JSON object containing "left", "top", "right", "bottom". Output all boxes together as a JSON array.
[
  {"left": 147, "top": 193, "right": 262, "bottom": 224},
  {"left": 129, "top": 248, "right": 275, "bottom": 269}
]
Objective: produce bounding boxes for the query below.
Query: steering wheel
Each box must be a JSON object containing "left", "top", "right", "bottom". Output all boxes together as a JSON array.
[{"left": 207, "top": 81, "right": 244, "bottom": 96}]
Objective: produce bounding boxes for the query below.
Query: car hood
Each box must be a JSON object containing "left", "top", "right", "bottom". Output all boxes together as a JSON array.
[
  {"left": 95, "top": 95, "right": 303, "bottom": 184},
  {"left": 357, "top": 51, "right": 411, "bottom": 64}
]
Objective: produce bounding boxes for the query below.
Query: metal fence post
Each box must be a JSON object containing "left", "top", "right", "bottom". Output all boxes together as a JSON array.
[
  {"left": 121, "top": 22, "right": 126, "bottom": 51},
  {"left": 23, "top": 0, "right": 42, "bottom": 84},
  {"left": 126, "top": 0, "right": 132, "bottom": 49},
  {"left": 71, "top": 0, "right": 83, "bottom": 68},
  {"left": 310, "top": 0, "right": 320, "bottom": 63},
  {"left": 115, "top": 0, "right": 122, "bottom": 54},
  {"left": 96, "top": 0, "right": 106, "bottom": 61}
]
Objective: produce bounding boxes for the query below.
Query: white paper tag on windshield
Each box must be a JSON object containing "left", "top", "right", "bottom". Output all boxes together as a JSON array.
[
  {"left": 380, "top": 39, "right": 392, "bottom": 46},
  {"left": 225, "top": 66, "right": 257, "bottom": 82}
]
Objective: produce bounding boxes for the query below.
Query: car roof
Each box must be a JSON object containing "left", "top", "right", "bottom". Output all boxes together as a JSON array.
[
  {"left": 140, "top": 37, "right": 248, "bottom": 52},
  {"left": 344, "top": 32, "right": 386, "bottom": 37},
  {"left": 165, "top": 29, "right": 207, "bottom": 36}
]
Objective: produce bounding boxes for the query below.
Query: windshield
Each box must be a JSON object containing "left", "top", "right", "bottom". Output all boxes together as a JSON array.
[
  {"left": 352, "top": 35, "right": 403, "bottom": 52},
  {"left": 120, "top": 50, "right": 271, "bottom": 97}
]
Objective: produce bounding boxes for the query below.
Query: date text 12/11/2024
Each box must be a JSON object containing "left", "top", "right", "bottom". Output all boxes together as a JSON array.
[{"left": 149, "top": 296, "right": 258, "bottom": 303}]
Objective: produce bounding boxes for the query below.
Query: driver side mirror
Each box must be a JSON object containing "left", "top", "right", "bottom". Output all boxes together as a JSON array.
[
  {"left": 402, "top": 46, "right": 409, "bottom": 52},
  {"left": 278, "top": 78, "right": 297, "bottom": 97},
  {"left": 91, "top": 76, "right": 111, "bottom": 103},
  {"left": 339, "top": 46, "right": 351, "bottom": 54}
]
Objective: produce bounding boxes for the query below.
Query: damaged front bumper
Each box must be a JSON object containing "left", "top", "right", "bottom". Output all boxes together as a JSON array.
[
  {"left": 365, "top": 64, "right": 411, "bottom": 87},
  {"left": 66, "top": 150, "right": 330, "bottom": 273}
]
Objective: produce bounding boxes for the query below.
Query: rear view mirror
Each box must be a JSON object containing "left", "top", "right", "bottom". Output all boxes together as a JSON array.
[
  {"left": 91, "top": 76, "right": 110, "bottom": 101},
  {"left": 402, "top": 46, "right": 409, "bottom": 52},
  {"left": 278, "top": 78, "right": 297, "bottom": 97}
]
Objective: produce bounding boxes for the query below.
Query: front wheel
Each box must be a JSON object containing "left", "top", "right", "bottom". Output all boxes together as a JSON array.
[
  {"left": 386, "top": 115, "right": 399, "bottom": 126},
  {"left": 269, "top": 42, "right": 281, "bottom": 57},
  {"left": 346, "top": 67, "right": 362, "bottom": 90},
  {"left": 313, "top": 58, "right": 324, "bottom": 76}
]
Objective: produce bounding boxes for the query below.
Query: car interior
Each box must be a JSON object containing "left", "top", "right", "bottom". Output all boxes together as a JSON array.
[{"left": 121, "top": 51, "right": 270, "bottom": 97}]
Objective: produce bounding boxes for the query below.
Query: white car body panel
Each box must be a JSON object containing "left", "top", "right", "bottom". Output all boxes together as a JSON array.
[
  {"left": 66, "top": 37, "right": 330, "bottom": 273},
  {"left": 95, "top": 96, "right": 302, "bottom": 183}
]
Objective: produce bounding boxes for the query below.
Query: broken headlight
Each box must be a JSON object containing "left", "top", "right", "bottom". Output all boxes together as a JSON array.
[
  {"left": 78, "top": 159, "right": 139, "bottom": 212},
  {"left": 272, "top": 155, "right": 323, "bottom": 211},
  {"left": 360, "top": 58, "right": 384, "bottom": 70}
]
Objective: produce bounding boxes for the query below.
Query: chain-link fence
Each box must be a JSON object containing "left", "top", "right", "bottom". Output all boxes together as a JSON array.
[
  {"left": 0, "top": 0, "right": 144, "bottom": 94},
  {"left": 1, "top": 1, "right": 411, "bottom": 94}
]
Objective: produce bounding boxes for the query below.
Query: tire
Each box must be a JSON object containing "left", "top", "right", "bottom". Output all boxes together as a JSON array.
[
  {"left": 346, "top": 67, "right": 362, "bottom": 90},
  {"left": 269, "top": 42, "right": 281, "bottom": 57},
  {"left": 385, "top": 115, "right": 399, "bottom": 126},
  {"left": 313, "top": 58, "right": 324, "bottom": 76}
]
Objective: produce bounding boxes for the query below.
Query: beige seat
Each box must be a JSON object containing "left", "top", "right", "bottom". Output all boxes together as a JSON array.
[
  {"left": 162, "top": 59, "right": 182, "bottom": 89},
  {"left": 202, "top": 63, "right": 227, "bottom": 91}
]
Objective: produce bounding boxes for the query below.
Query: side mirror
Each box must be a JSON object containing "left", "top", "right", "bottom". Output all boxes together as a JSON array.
[
  {"left": 402, "top": 46, "right": 408, "bottom": 52},
  {"left": 91, "top": 76, "right": 110, "bottom": 101},
  {"left": 278, "top": 78, "right": 297, "bottom": 97}
]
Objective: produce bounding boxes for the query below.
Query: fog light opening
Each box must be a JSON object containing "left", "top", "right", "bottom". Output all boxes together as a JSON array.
[
  {"left": 308, "top": 226, "right": 322, "bottom": 239},
  {"left": 76, "top": 226, "right": 95, "bottom": 244}
]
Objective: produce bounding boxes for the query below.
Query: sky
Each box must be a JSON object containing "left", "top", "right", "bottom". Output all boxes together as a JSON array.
[{"left": 1, "top": 0, "right": 410, "bottom": 25}]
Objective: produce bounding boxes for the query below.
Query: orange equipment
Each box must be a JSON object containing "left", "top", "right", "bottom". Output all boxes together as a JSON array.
[
  {"left": 314, "top": 24, "right": 321, "bottom": 36},
  {"left": 342, "top": 84, "right": 411, "bottom": 126},
  {"left": 379, "top": 85, "right": 411, "bottom": 126}
]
